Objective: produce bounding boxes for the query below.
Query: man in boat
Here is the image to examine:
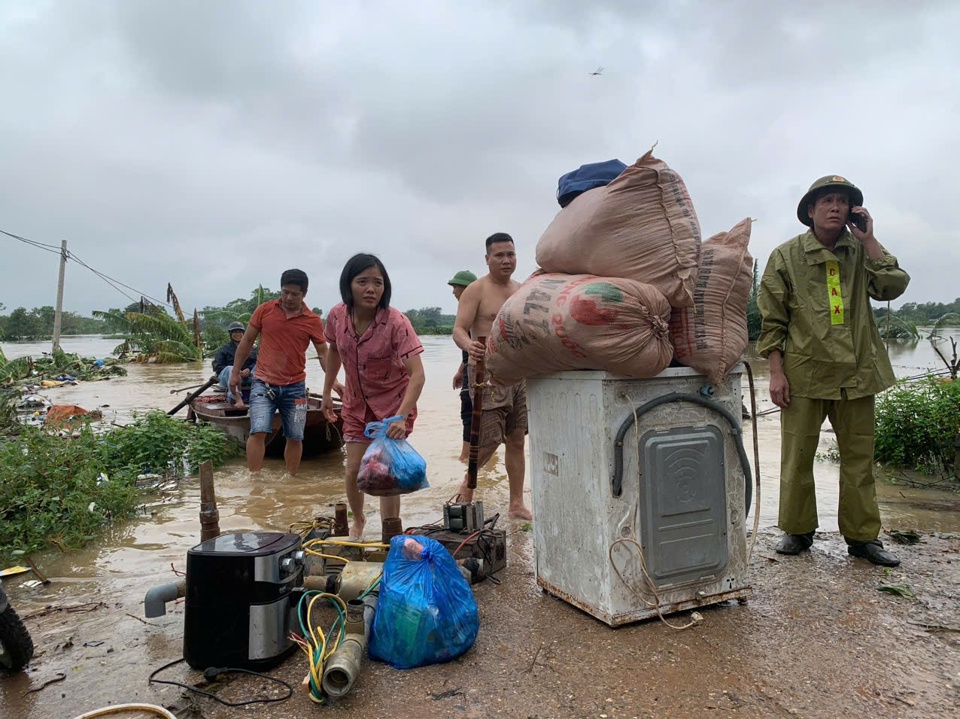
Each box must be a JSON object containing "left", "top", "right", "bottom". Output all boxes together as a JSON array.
[
  {"left": 452, "top": 233, "right": 532, "bottom": 520},
  {"left": 448, "top": 270, "right": 478, "bottom": 463},
  {"left": 213, "top": 321, "right": 258, "bottom": 403},
  {"left": 757, "top": 175, "right": 910, "bottom": 567},
  {"left": 229, "top": 269, "right": 343, "bottom": 476}
]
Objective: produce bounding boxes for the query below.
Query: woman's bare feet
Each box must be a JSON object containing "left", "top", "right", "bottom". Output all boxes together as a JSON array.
[{"left": 349, "top": 515, "right": 366, "bottom": 540}]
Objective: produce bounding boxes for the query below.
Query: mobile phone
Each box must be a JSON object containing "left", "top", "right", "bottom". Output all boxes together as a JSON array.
[{"left": 850, "top": 210, "right": 867, "bottom": 232}]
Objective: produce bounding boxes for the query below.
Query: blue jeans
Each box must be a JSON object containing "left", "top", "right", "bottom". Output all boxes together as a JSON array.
[
  {"left": 248, "top": 378, "right": 308, "bottom": 441},
  {"left": 218, "top": 365, "right": 255, "bottom": 403}
]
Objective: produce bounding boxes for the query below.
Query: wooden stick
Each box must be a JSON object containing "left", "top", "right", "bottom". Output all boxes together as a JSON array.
[
  {"left": 466, "top": 336, "right": 487, "bottom": 490},
  {"left": 168, "top": 375, "right": 218, "bottom": 416}
]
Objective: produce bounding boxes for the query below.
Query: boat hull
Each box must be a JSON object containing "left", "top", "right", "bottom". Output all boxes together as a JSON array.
[{"left": 188, "top": 394, "right": 344, "bottom": 457}]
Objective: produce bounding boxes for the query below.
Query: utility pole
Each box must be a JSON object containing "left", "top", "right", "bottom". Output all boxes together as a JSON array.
[{"left": 52, "top": 239, "right": 67, "bottom": 352}]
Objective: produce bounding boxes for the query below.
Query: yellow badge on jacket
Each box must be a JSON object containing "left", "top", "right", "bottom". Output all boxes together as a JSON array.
[{"left": 826, "top": 260, "right": 844, "bottom": 325}]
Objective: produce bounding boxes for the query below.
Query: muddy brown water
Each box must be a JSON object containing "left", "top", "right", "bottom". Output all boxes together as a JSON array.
[{"left": 1, "top": 335, "right": 958, "bottom": 718}]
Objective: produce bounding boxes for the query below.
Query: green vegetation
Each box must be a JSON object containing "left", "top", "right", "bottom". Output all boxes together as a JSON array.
[
  {"left": 874, "top": 374, "right": 960, "bottom": 477},
  {"left": 0, "top": 348, "right": 125, "bottom": 392},
  {"left": 199, "top": 285, "right": 282, "bottom": 328},
  {"left": 94, "top": 302, "right": 204, "bottom": 363},
  {"left": 404, "top": 307, "right": 457, "bottom": 335},
  {"left": 876, "top": 298, "right": 960, "bottom": 325},
  {"left": 0, "top": 411, "right": 240, "bottom": 564},
  {"left": 0, "top": 305, "right": 105, "bottom": 341}
]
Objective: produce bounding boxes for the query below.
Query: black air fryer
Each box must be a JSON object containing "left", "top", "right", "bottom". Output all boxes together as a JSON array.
[{"left": 183, "top": 532, "right": 304, "bottom": 671}]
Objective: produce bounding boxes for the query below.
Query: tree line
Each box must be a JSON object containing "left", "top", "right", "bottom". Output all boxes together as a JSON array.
[{"left": 0, "top": 303, "right": 105, "bottom": 341}]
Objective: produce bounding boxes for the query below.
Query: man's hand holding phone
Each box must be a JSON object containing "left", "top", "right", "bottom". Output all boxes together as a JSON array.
[{"left": 849, "top": 206, "right": 870, "bottom": 234}]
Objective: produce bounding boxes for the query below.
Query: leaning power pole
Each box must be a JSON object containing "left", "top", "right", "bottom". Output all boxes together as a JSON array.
[{"left": 52, "top": 239, "right": 67, "bottom": 352}]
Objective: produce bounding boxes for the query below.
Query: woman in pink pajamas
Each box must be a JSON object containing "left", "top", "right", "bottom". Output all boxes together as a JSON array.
[{"left": 321, "top": 253, "right": 426, "bottom": 539}]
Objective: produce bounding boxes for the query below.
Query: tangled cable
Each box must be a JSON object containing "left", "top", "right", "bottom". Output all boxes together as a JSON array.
[{"left": 293, "top": 537, "right": 385, "bottom": 704}]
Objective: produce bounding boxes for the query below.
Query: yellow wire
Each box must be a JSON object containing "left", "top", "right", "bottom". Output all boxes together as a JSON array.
[
  {"left": 314, "top": 538, "right": 389, "bottom": 549},
  {"left": 303, "top": 549, "right": 351, "bottom": 564},
  {"left": 297, "top": 591, "right": 347, "bottom": 703}
]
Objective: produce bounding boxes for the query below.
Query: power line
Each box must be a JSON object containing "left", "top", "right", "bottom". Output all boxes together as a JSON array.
[
  {"left": 69, "top": 251, "right": 172, "bottom": 308},
  {"left": 1, "top": 226, "right": 173, "bottom": 309},
  {"left": 0, "top": 228, "right": 62, "bottom": 255}
]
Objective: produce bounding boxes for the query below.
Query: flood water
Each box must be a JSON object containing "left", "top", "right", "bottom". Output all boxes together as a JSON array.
[{"left": 1, "top": 333, "right": 958, "bottom": 619}]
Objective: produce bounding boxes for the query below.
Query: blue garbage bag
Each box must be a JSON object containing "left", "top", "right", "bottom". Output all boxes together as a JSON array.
[
  {"left": 356, "top": 415, "right": 429, "bottom": 496},
  {"left": 369, "top": 535, "right": 479, "bottom": 669},
  {"left": 557, "top": 158, "right": 627, "bottom": 208}
]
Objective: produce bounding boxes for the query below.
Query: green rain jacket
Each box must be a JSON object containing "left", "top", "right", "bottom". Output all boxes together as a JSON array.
[{"left": 757, "top": 230, "right": 910, "bottom": 400}]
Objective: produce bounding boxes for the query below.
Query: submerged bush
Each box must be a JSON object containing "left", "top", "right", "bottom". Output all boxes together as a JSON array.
[
  {"left": 0, "top": 412, "right": 240, "bottom": 563},
  {"left": 875, "top": 375, "right": 960, "bottom": 476}
]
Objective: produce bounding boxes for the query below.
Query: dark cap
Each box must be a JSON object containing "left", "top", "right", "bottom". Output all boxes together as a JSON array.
[
  {"left": 228, "top": 321, "right": 245, "bottom": 333},
  {"left": 797, "top": 175, "right": 864, "bottom": 227},
  {"left": 447, "top": 270, "right": 478, "bottom": 287}
]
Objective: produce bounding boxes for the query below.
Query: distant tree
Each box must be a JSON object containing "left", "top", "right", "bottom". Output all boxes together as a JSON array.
[
  {"left": 200, "top": 286, "right": 281, "bottom": 328},
  {"left": 34, "top": 305, "right": 56, "bottom": 334},
  {"left": 5, "top": 307, "right": 43, "bottom": 340}
]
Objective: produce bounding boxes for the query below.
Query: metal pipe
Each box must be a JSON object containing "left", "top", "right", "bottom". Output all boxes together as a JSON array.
[
  {"left": 321, "top": 594, "right": 377, "bottom": 698},
  {"left": 381, "top": 517, "right": 403, "bottom": 543},
  {"left": 143, "top": 580, "right": 186, "bottom": 618},
  {"left": 334, "top": 503, "right": 349, "bottom": 536}
]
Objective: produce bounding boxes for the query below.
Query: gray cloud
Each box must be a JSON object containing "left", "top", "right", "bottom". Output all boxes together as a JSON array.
[{"left": 1, "top": 0, "right": 958, "bottom": 323}]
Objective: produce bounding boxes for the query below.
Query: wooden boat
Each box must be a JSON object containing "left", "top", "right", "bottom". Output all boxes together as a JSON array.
[{"left": 187, "top": 393, "right": 344, "bottom": 457}]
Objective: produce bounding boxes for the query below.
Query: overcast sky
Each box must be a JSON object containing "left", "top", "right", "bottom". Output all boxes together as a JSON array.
[{"left": 1, "top": 0, "right": 957, "bottom": 320}]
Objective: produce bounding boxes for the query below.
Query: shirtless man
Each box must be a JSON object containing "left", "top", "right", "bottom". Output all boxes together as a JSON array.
[{"left": 452, "top": 232, "right": 532, "bottom": 520}]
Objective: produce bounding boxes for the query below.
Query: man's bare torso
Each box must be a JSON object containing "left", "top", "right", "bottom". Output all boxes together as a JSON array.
[{"left": 469, "top": 276, "right": 520, "bottom": 352}]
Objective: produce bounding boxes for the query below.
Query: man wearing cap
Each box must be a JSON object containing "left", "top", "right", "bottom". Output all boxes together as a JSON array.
[
  {"left": 448, "top": 270, "right": 478, "bottom": 462},
  {"left": 213, "top": 321, "right": 258, "bottom": 403},
  {"left": 757, "top": 175, "right": 910, "bottom": 567}
]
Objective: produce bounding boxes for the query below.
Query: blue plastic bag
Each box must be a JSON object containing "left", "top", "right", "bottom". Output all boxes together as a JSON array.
[
  {"left": 356, "top": 415, "right": 429, "bottom": 496},
  {"left": 369, "top": 535, "right": 479, "bottom": 669}
]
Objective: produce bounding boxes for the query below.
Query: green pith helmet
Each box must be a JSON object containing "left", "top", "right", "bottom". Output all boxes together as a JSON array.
[
  {"left": 228, "top": 321, "right": 245, "bottom": 333},
  {"left": 797, "top": 175, "right": 864, "bottom": 227},
  {"left": 447, "top": 270, "right": 478, "bottom": 287}
]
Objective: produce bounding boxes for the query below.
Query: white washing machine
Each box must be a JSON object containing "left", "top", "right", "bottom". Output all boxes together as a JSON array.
[{"left": 526, "top": 366, "right": 751, "bottom": 626}]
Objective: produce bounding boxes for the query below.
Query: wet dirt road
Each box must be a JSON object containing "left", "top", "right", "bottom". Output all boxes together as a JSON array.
[{"left": 1, "top": 336, "right": 958, "bottom": 717}]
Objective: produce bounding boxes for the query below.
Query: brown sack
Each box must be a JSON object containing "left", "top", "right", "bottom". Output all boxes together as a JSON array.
[
  {"left": 486, "top": 273, "right": 674, "bottom": 385},
  {"left": 669, "top": 218, "right": 753, "bottom": 384},
  {"left": 535, "top": 148, "right": 701, "bottom": 308}
]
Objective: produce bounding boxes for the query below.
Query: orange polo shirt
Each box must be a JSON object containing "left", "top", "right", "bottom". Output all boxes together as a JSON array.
[{"left": 249, "top": 300, "right": 325, "bottom": 386}]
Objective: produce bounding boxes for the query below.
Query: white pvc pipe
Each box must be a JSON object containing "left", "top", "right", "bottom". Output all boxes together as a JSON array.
[{"left": 71, "top": 704, "right": 178, "bottom": 719}]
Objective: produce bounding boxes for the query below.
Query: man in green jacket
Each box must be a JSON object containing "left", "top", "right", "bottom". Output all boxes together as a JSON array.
[{"left": 757, "top": 175, "right": 910, "bottom": 567}]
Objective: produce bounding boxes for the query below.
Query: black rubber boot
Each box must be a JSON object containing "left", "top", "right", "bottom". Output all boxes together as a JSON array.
[
  {"left": 846, "top": 539, "right": 900, "bottom": 567},
  {"left": 775, "top": 531, "right": 815, "bottom": 555}
]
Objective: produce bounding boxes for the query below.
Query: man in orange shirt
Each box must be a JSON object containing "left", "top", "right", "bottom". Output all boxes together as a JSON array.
[{"left": 230, "top": 269, "right": 342, "bottom": 475}]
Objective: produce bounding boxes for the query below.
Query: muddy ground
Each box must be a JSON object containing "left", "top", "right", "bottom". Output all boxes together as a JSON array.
[{"left": 3, "top": 527, "right": 958, "bottom": 719}]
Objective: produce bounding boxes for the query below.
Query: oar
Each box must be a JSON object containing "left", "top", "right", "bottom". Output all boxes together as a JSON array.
[
  {"left": 466, "top": 336, "right": 487, "bottom": 490},
  {"left": 170, "top": 381, "right": 207, "bottom": 394},
  {"left": 168, "top": 375, "right": 218, "bottom": 416}
]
